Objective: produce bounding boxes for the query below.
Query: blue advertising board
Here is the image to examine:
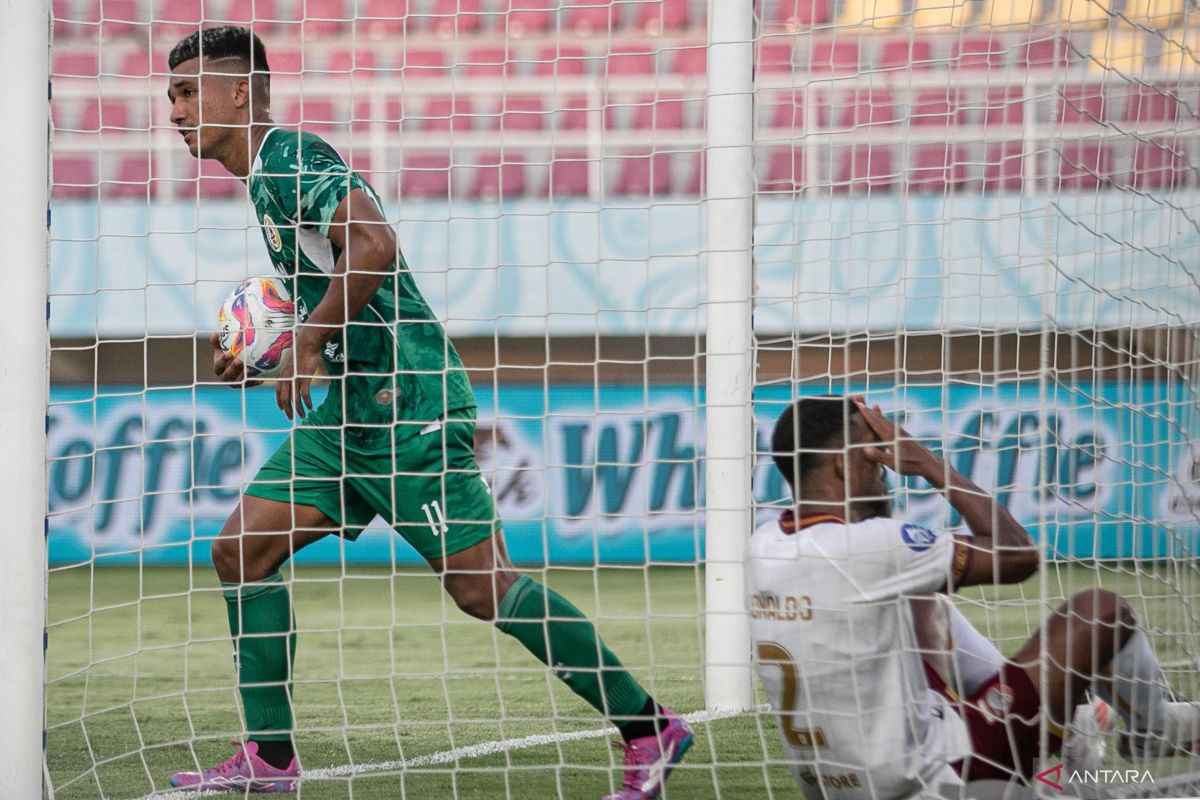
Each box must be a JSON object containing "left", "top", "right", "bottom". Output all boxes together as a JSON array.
[{"left": 47, "top": 381, "right": 1200, "bottom": 567}]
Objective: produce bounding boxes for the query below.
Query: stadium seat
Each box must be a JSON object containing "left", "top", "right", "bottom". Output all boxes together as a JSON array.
[
  {"left": 760, "top": 90, "right": 806, "bottom": 191},
  {"left": 99, "top": 0, "right": 142, "bottom": 39},
  {"left": 1057, "top": 0, "right": 1113, "bottom": 29},
  {"left": 463, "top": 46, "right": 516, "bottom": 77},
  {"left": 907, "top": 90, "right": 968, "bottom": 191},
  {"left": 606, "top": 44, "right": 658, "bottom": 76},
  {"left": 877, "top": 37, "right": 937, "bottom": 71},
  {"left": 471, "top": 96, "right": 545, "bottom": 199},
  {"left": 1019, "top": 36, "right": 1070, "bottom": 68},
  {"left": 634, "top": 0, "right": 692, "bottom": 34},
  {"left": 152, "top": 0, "right": 203, "bottom": 39},
  {"left": 225, "top": 0, "right": 284, "bottom": 30},
  {"left": 326, "top": 46, "right": 381, "bottom": 73},
  {"left": 1058, "top": 140, "right": 1114, "bottom": 189},
  {"left": 913, "top": 0, "right": 970, "bottom": 29},
  {"left": 52, "top": 155, "right": 96, "bottom": 199},
  {"left": 979, "top": 0, "right": 1042, "bottom": 27},
  {"left": 548, "top": 150, "right": 591, "bottom": 197},
  {"left": 302, "top": 0, "right": 350, "bottom": 36},
  {"left": 358, "top": 0, "right": 410, "bottom": 37},
  {"left": 758, "top": 39, "right": 796, "bottom": 73},
  {"left": 1058, "top": 83, "right": 1108, "bottom": 124},
  {"left": 1121, "top": 0, "right": 1183, "bottom": 27},
  {"left": 401, "top": 97, "right": 472, "bottom": 199},
  {"left": 77, "top": 99, "right": 134, "bottom": 132},
  {"left": 671, "top": 45, "right": 707, "bottom": 75},
  {"left": 536, "top": 44, "right": 595, "bottom": 77},
  {"left": 1124, "top": 87, "right": 1187, "bottom": 189},
  {"left": 281, "top": 98, "right": 345, "bottom": 136},
  {"left": 1088, "top": 30, "right": 1145, "bottom": 73},
  {"left": 613, "top": 96, "right": 686, "bottom": 195},
  {"left": 564, "top": 0, "right": 621, "bottom": 35},
  {"left": 53, "top": 48, "right": 100, "bottom": 78},
  {"left": 399, "top": 48, "right": 450, "bottom": 79},
  {"left": 350, "top": 96, "right": 402, "bottom": 134},
  {"left": 267, "top": 47, "right": 305, "bottom": 75},
  {"left": 53, "top": 0, "right": 82, "bottom": 39},
  {"left": 106, "top": 153, "right": 152, "bottom": 198},
  {"left": 833, "top": 90, "right": 896, "bottom": 191},
  {"left": 430, "top": 0, "right": 489, "bottom": 38},
  {"left": 764, "top": 0, "right": 833, "bottom": 29},
  {"left": 808, "top": 38, "right": 859, "bottom": 72},
  {"left": 950, "top": 36, "right": 1006, "bottom": 69},
  {"left": 837, "top": 0, "right": 906, "bottom": 29},
  {"left": 503, "top": 0, "right": 555, "bottom": 36}
]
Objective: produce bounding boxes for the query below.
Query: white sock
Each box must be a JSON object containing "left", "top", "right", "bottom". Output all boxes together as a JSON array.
[
  {"left": 1096, "top": 629, "right": 1167, "bottom": 733},
  {"left": 948, "top": 604, "right": 1005, "bottom": 696}
]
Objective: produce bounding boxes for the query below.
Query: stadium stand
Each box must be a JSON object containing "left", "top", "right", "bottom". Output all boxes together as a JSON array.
[{"left": 47, "top": 0, "right": 1198, "bottom": 197}]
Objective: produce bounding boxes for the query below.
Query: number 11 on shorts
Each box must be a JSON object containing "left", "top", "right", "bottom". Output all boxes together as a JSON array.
[{"left": 422, "top": 500, "right": 448, "bottom": 537}]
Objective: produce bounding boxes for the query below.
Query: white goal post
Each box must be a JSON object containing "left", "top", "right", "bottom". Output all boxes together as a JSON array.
[{"left": 0, "top": 1, "right": 49, "bottom": 797}]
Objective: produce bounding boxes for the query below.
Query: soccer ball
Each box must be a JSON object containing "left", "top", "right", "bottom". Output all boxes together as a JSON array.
[{"left": 216, "top": 276, "right": 295, "bottom": 379}]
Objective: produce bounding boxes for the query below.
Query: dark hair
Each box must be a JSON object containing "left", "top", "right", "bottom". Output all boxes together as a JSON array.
[
  {"left": 169, "top": 26, "right": 271, "bottom": 98},
  {"left": 771, "top": 395, "right": 858, "bottom": 487}
]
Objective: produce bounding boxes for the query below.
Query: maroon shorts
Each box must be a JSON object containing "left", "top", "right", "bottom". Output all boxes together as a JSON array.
[{"left": 924, "top": 662, "right": 1061, "bottom": 783}]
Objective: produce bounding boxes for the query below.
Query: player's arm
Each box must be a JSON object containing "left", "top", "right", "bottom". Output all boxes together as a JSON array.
[
  {"left": 279, "top": 188, "right": 396, "bottom": 418},
  {"left": 852, "top": 397, "right": 1039, "bottom": 590}
]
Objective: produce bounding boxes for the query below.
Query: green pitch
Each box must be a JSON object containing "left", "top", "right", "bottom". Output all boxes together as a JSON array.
[{"left": 46, "top": 563, "right": 1200, "bottom": 799}]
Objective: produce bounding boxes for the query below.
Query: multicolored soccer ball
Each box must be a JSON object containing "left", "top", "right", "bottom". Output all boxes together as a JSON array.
[{"left": 216, "top": 277, "right": 295, "bottom": 379}]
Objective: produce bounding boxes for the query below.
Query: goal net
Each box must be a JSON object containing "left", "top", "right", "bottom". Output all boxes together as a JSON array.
[{"left": 39, "top": 0, "right": 1200, "bottom": 797}]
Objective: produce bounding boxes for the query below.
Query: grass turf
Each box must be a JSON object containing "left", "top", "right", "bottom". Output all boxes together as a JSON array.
[{"left": 46, "top": 562, "right": 1200, "bottom": 799}]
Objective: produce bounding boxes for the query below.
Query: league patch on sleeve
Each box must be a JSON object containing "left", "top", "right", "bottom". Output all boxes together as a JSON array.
[{"left": 900, "top": 523, "right": 938, "bottom": 552}]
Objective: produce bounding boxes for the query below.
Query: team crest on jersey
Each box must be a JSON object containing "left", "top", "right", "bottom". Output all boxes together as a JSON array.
[
  {"left": 900, "top": 523, "right": 937, "bottom": 552},
  {"left": 262, "top": 214, "right": 283, "bottom": 252},
  {"left": 981, "top": 684, "right": 1015, "bottom": 722}
]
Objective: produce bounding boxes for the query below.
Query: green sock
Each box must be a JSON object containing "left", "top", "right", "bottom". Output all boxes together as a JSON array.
[
  {"left": 222, "top": 573, "right": 296, "bottom": 741},
  {"left": 496, "top": 575, "right": 651, "bottom": 729}
]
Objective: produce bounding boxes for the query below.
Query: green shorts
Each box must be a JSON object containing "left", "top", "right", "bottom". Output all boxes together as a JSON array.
[{"left": 245, "top": 407, "right": 498, "bottom": 561}]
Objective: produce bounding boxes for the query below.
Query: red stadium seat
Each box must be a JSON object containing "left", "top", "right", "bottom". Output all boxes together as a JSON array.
[
  {"left": 117, "top": 49, "right": 158, "bottom": 78},
  {"left": 614, "top": 96, "right": 686, "bottom": 195},
  {"left": 951, "top": 36, "right": 1006, "bottom": 69},
  {"left": 634, "top": 0, "right": 692, "bottom": 34},
  {"left": 607, "top": 43, "right": 657, "bottom": 76},
  {"left": 190, "top": 159, "right": 244, "bottom": 199},
  {"left": 53, "top": 0, "right": 84, "bottom": 39},
  {"left": 549, "top": 151, "right": 591, "bottom": 197},
  {"left": 877, "top": 37, "right": 936, "bottom": 71},
  {"left": 471, "top": 96, "right": 545, "bottom": 199},
  {"left": 671, "top": 45, "right": 707, "bottom": 75},
  {"left": 765, "top": 0, "right": 833, "bottom": 28},
  {"left": 758, "top": 40, "right": 795, "bottom": 73},
  {"left": 1058, "top": 142, "right": 1114, "bottom": 189},
  {"left": 907, "top": 90, "right": 967, "bottom": 191},
  {"left": 982, "top": 88, "right": 1026, "bottom": 191},
  {"left": 152, "top": 0, "right": 203, "bottom": 39},
  {"left": 564, "top": 0, "right": 620, "bottom": 34},
  {"left": 77, "top": 99, "right": 134, "bottom": 132},
  {"left": 303, "top": 0, "right": 349, "bottom": 36},
  {"left": 1058, "top": 84, "right": 1108, "bottom": 124},
  {"left": 536, "top": 45, "right": 595, "bottom": 77},
  {"left": 99, "top": 0, "right": 142, "bottom": 39},
  {"left": 399, "top": 48, "right": 449, "bottom": 79},
  {"left": 52, "top": 155, "right": 96, "bottom": 199},
  {"left": 502, "top": 0, "right": 554, "bottom": 36},
  {"left": 53, "top": 48, "right": 100, "bottom": 77},
  {"left": 267, "top": 47, "right": 305, "bottom": 75},
  {"left": 464, "top": 46, "right": 517, "bottom": 77},
  {"left": 760, "top": 90, "right": 806, "bottom": 192},
  {"left": 282, "top": 98, "right": 345, "bottom": 136},
  {"left": 833, "top": 90, "right": 895, "bottom": 192},
  {"left": 430, "top": 0, "right": 488, "bottom": 37},
  {"left": 104, "top": 154, "right": 152, "bottom": 198},
  {"left": 401, "top": 97, "right": 472, "bottom": 199},
  {"left": 359, "top": 0, "right": 410, "bottom": 36},
  {"left": 326, "top": 46, "right": 380, "bottom": 73},
  {"left": 1020, "top": 36, "right": 1070, "bottom": 69},
  {"left": 1124, "top": 87, "right": 1187, "bottom": 189},
  {"left": 225, "top": 0, "right": 285, "bottom": 30},
  {"left": 809, "top": 38, "right": 859, "bottom": 72}
]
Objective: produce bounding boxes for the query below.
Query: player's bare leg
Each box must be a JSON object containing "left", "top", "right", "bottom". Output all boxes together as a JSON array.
[
  {"left": 170, "top": 496, "right": 336, "bottom": 792},
  {"left": 432, "top": 531, "right": 694, "bottom": 800},
  {"left": 1013, "top": 588, "right": 1198, "bottom": 760}
]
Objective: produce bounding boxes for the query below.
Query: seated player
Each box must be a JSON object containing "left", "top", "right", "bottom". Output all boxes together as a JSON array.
[
  {"left": 749, "top": 395, "right": 1198, "bottom": 799},
  {"left": 163, "top": 27, "right": 691, "bottom": 797}
]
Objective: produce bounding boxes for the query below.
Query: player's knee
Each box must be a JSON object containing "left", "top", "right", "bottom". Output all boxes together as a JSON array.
[
  {"left": 211, "top": 536, "right": 242, "bottom": 583},
  {"left": 444, "top": 577, "right": 498, "bottom": 621},
  {"left": 1066, "top": 588, "right": 1134, "bottom": 630}
]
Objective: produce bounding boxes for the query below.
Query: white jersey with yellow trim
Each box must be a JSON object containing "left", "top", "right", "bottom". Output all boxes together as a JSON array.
[{"left": 748, "top": 511, "right": 971, "bottom": 800}]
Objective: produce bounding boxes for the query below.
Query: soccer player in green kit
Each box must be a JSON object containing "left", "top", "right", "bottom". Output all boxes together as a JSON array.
[{"left": 165, "top": 27, "right": 692, "bottom": 797}]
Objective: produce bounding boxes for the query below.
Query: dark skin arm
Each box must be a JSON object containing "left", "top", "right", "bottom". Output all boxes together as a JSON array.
[
  {"left": 851, "top": 397, "right": 1040, "bottom": 588},
  {"left": 277, "top": 188, "right": 397, "bottom": 420}
]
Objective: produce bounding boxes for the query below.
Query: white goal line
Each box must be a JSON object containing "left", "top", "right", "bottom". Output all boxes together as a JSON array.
[{"left": 134, "top": 705, "right": 768, "bottom": 800}]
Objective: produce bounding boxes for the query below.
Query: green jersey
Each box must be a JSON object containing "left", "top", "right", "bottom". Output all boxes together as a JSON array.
[{"left": 247, "top": 127, "right": 474, "bottom": 446}]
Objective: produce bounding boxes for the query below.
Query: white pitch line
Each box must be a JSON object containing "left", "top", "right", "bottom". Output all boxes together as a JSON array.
[{"left": 135, "top": 705, "right": 767, "bottom": 799}]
